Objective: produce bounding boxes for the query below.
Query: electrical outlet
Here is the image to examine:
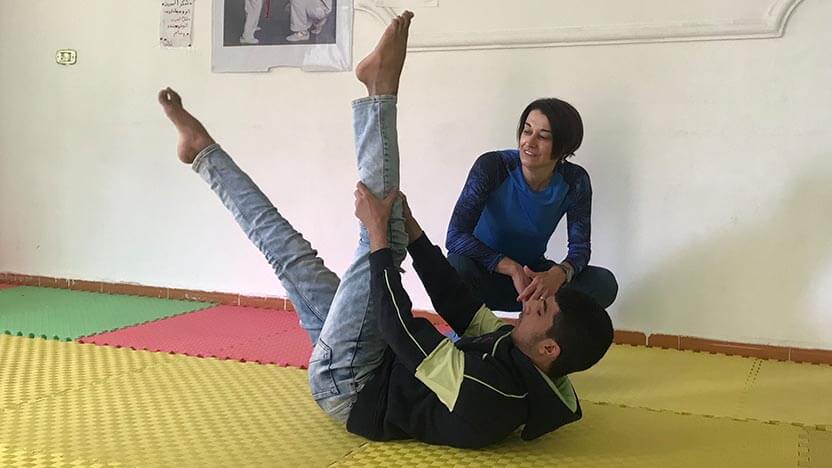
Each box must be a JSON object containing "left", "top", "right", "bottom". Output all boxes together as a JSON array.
[{"left": 56, "top": 49, "right": 77, "bottom": 65}]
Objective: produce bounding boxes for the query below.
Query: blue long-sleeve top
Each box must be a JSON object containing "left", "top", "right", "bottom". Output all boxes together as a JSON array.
[{"left": 446, "top": 150, "right": 592, "bottom": 275}]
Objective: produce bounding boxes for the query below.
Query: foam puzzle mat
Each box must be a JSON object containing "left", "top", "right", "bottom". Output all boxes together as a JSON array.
[
  {"left": 333, "top": 403, "right": 803, "bottom": 467},
  {"left": 0, "top": 340, "right": 363, "bottom": 467},
  {"left": 737, "top": 358, "right": 832, "bottom": 428},
  {"left": 571, "top": 344, "right": 753, "bottom": 415},
  {"left": 0, "top": 286, "right": 211, "bottom": 340},
  {"left": 806, "top": 429, "right": 832, "bottom": 467},
  {"left": 80, "top": 305, "right": 313, "bottom": 367},
  {"left": 572, "top": 344, "right": 832, "bottom": 430},
  {"left": 0, "top": 334, "right": 171, "bottom": 410},
  {"left": 1, "top": 285, "right": 830, "bottom": 466}
]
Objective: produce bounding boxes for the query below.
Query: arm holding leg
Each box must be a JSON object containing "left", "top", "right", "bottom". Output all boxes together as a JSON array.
[{"left": 357, "top": 190, "right": 505, "bottom": 338}]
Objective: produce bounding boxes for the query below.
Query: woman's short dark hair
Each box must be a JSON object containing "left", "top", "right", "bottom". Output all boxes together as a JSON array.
[
  {"left": 517, "top": 98, "right": 584, "bottom": 161},
  {"left": 545, "top": 288, "right": 613, "bottom": 380}
]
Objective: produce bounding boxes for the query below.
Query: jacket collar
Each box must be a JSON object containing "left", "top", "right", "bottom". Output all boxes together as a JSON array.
[{"left": 511, "top": 347, "right": 582, "bottom": 440}]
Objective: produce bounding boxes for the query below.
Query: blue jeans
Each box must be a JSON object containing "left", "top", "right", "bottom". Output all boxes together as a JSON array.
[
  {"left": 192, "top": 96, "right": 407, "bottom": 424},
  {"left": 447, "top": 253, "right": 618, "bottom": 311}
]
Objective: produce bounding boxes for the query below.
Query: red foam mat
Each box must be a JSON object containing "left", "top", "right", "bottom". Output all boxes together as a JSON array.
[{"left": 79, "top": 305, "right": 313, "bottom": 368}]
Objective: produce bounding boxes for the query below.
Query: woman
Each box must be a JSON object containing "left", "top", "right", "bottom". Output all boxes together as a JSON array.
[{"left": 447, "top": 98, "right": 618, "bottom": 311}]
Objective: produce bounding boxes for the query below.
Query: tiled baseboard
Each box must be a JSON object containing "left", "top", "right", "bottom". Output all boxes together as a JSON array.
[
  {"left": 0, "top": 272, "right": 289, "bottom": 311},
  {"left": 3, "top": 272, "right": 831, "bottom": 365}
]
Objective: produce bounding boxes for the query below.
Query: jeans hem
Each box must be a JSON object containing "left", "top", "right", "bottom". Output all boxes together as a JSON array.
[
  {"left": 352, "top": 95, "right": 397, "bottom": 108},
  {"left": 191, "top": 143, "right": 222, "bottom": 172}
]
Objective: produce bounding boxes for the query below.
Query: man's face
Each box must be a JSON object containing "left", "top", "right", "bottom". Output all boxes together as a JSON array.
[{"left": 511, "top": 296, "right": 560, "bottom": 347}]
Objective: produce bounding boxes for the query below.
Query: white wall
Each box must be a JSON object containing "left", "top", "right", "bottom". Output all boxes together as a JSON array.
[{"left": 1, "top": 1, "right": 830, "bottom": 349}]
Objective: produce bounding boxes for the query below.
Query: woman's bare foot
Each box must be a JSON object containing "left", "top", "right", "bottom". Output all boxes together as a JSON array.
[
  {"left": 355, "top": 11, "right": 414, "bottom": 96},
  {"left": 157, "top": 87, "right": 215, "bottom": 164}
]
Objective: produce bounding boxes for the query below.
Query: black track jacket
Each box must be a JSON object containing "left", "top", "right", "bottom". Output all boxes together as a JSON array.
[{"left": 346, "top": 233, "right": 582, "bottom": 448}]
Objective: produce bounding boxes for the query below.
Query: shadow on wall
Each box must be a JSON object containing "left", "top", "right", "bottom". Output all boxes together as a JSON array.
[
  {"left": 618, "top": 168, "right": 832, "bottom": 343},
  {"left": 539, "top": 88, "right": 638, "bottom": 294},
  {"left": 581, "top": 90, "right": 638, "bottom": 286}
]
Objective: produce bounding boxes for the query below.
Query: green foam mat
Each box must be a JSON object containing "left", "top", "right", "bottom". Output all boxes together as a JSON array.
[{"left": 0, "top": 286, "right": 211, "bottom": 340}]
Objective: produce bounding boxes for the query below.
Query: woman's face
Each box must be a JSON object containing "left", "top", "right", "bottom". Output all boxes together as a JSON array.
[
  {"left": 519, "top": 109, "right": 554, "bottom": 169},
  {"left": 519, "top": 109, "right": 556, "bottom": 170}
]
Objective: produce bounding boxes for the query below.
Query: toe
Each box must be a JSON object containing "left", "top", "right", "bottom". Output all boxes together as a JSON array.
[{"left": 168, "top": 89, "right": 182, "bottom": 106}]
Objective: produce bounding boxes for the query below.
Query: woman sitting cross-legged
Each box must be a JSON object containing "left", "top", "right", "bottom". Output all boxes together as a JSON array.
[{"left": 447, "top": 98, "right": 618, "bottom": 311}]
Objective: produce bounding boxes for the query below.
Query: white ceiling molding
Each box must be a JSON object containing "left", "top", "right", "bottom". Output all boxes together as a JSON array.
[
  {"left": 354, "top": 0, "right": 805, "bottom": 52},
  {"left": 354, "top": 2, "right": 396, "bottom": 26}
]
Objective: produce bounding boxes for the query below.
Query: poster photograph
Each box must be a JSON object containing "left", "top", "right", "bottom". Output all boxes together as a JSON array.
[{"left": 213, "top": 0, "right": 352, "bottom": 72}]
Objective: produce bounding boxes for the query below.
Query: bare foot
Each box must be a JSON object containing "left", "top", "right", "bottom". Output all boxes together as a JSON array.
[
  {"left": 356, "top": 11, "right": 414, "bottom": 96},
  {"left": 157, "top": 87, "right": 215, "bottom": 164}
]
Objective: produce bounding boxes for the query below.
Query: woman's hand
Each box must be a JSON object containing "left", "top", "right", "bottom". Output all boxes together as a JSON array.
[{"left": 517, "top": 265, "right": 567, "bottom": 302}]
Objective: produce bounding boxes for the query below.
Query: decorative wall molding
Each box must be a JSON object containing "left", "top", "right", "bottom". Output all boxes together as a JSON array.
[
  {"left": 354, "top": 2, "right": 397, "bottom": 26},
  {"left": 355, "top": 0, "right": 805, "bottom": 52}
]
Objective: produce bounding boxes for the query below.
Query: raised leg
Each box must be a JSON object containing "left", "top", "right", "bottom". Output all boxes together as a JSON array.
[
  {"left": 158, "top": 88, "right": 339, "bottom": 345},
  {"left": 308, "top": 11, "right": 414, "bottom": 423}
]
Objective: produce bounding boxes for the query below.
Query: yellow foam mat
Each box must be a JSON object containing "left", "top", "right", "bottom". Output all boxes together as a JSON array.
[
  {"left": 571, "top": 345, "right": 755, "bottom": 417},
  {"left": 0, "top": 349, "right": 364, "bottom": 467},
  {"left": 738, "top": 359, "right": 832, "bottom": 428},
  {"left": 2, "top": 335, "right": 830, "bottom": 466},
  {"left": 0, "top": 334, "right": 170, "bottom": 410},
  {"left": 0, "top": 444, "right": 114, "bottom": 467},
  {"left": 807, "top": 429, "right": 832, "bottom": 467},
  {"left": 572, "top": 345, "right": 832, "bottom": 430},
  {"left": 334, "top": 403, "right": 800, "bottom": 467}
]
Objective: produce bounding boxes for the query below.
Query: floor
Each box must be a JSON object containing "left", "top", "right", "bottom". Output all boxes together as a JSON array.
[{"left": 1, "top": 284, "right": 830, "bottom": 467}]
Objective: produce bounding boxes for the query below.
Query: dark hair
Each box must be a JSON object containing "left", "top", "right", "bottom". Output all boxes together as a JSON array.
[
  {"left": 545, "top": 288, "right": 613, "bottom": 379},
  {"left": 516, "top": 98, "right": 584, "bottom": 161}
]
